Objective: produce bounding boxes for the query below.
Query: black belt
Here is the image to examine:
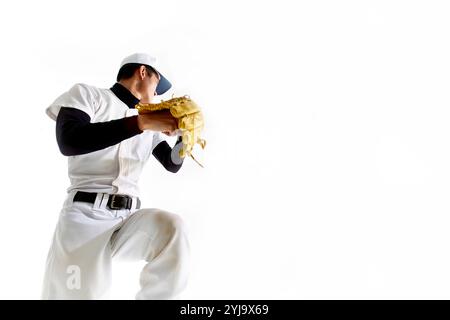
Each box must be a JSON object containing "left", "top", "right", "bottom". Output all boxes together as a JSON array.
[{"left": 73, "top": 191, "right": 141, "bottom": 210}]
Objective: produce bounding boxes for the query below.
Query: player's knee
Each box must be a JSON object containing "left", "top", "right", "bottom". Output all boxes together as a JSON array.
[
  {"left": 161, "top": 211, "right": 186, "bottom": 235},
  {"left": 170, "top": 213, "right": 185, "bottom": 231},
  {"left": 142, "top": 209, "right": 186, "bottom": 235}
]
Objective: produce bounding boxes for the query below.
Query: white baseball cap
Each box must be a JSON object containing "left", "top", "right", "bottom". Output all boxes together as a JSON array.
[{"left": 117, "top": 53, "right": 172, "bottom": 95}]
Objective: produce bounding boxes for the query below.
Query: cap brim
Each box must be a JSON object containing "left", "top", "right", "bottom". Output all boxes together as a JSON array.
[{"left": 156, "top": 73, "right": 172, "bottom": 95}]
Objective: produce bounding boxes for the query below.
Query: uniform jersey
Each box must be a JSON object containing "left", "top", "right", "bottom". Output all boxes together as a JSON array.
[{"left": 46, "top": 82, "right": 183, "bottom": 198}]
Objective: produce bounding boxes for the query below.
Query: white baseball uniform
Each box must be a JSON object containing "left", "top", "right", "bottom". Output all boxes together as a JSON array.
[{"left": 41, "top": 83, "right": 190, "bottom": 299}]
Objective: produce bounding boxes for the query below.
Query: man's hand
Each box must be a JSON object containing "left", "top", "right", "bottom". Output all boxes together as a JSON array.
[
  {"left": 137, "top": 110, "right": 178, "bottom": 133},
  {"left": 162, "top": 129, "right": 183, "bottom": 137}
]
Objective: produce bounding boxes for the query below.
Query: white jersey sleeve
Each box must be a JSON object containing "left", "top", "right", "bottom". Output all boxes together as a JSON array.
[{"left": 45, "top": 83, "right": 100, "bottom": 121}]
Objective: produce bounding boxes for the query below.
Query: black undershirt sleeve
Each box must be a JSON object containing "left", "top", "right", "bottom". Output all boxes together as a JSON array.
[
  {"left": 152, "top": 136, "right": 184, "bottom": 173},
  {"left": 56, "top": 106, "right": 184, "bottom": 173},
  {"left": 55, "top": 107, "right": 143, "bottom": 156}
]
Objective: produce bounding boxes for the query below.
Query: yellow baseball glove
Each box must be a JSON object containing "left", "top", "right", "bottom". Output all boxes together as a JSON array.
[{"left": 135, "top": 95, "right": 206, "bottom": 167}]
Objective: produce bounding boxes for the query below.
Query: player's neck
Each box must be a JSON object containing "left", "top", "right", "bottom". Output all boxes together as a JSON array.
[{"left": 118, "top": 80, "right": 142, "bottom": 100}]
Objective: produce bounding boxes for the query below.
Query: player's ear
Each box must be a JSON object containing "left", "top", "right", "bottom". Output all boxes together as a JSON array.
[{"left": 138, "top": 65, "right": 146, "bottom": 80}]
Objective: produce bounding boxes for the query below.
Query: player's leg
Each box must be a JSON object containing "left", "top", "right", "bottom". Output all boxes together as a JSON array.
[
  {"left": 41, "top": 200, "right": 121, "bottom": 300},
  {"left": 110, "top": 208, "right": 190, "bottom": 300}
]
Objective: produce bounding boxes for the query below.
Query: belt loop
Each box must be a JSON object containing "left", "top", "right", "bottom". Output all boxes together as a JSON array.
[
  {"left": 131, "top": 196, "right": 135, "bottom": 210},
  {"left": 93, "top": 193, "right": 103, "bottom": 209},
  {"left": 100, "top": 193, "right": 106, "bottom": 209},
  {"left": 134, "top": 197, "right": 141, "bottom": 210},
  {"left": 67, "top": 190, "right": 77, "bottom": 207}
]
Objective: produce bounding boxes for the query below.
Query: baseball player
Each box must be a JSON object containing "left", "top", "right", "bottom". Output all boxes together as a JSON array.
[{"left": 42, "top": 53, "right": 190, "bottom": 300}]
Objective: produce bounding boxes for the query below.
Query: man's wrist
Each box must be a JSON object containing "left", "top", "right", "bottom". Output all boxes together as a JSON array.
[
  {"left": 137, "top": 114, "right": 146, "bottom": 131},
  {"left": 126, "top": 115, "right": 144, "bottom": 134}
]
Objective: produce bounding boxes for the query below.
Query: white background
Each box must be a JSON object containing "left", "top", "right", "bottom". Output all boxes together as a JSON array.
[{"left": 0, "top": 0, "right": 449, "bottom": 299}]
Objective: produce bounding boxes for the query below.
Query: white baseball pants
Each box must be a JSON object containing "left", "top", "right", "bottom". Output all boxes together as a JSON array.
[{"left": 41, "top": 190, "right": 190, "bottom": 299}]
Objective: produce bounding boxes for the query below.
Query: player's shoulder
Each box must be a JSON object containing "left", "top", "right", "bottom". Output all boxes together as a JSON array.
[
  {"left": 67, "top": 82, "right": 105, "bottom": 102},
  {"left": 68, "top": 82, "right": 100, "bottom": 94}
]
